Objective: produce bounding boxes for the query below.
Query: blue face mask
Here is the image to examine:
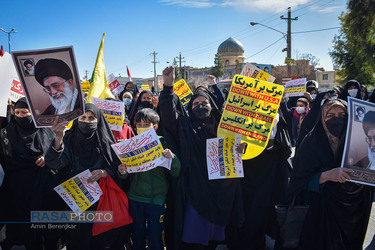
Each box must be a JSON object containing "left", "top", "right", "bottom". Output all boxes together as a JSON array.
[{"left": 123, "top": 98, "right": 132, "bottom": 106}]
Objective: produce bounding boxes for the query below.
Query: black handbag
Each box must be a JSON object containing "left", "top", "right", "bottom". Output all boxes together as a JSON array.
[{"left": 275, "top": 198, "right": 309, "bottom": 248}]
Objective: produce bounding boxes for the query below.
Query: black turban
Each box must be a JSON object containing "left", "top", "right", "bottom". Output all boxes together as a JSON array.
[
  {"left": 357, "top": 106, "right": 365, "bottom": 113},
  {"left": 34, "top": 58, "right": 73, "bottom": 86},
  {"left": 363, "top": 111, "right": 375, "bottom": 135},
  {"left": 23, "top": 60, "right": 33, "bottom": 67}
]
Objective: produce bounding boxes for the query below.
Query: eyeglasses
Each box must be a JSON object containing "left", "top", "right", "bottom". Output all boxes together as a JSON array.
[
  {"left": 43, "top": 80, "right": 67, "bottom": 94},
  {"left": 365, "top": 135, "right": 375, "bottom": 144}
]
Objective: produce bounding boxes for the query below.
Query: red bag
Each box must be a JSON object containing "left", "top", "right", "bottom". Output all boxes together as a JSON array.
[{"left": 92, "top": 175, "right": 133, "bottom": 236}]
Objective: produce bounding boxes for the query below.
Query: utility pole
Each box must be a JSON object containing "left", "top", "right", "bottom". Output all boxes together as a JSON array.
[
  {"left": 281, "top": 7, "right": 298, "bottom": 76},
  {"left": 151, "top": 51, "right": 159, "bottom": 92},
  {"left": 84, "top": 70, "right": 89, "bottom": 81},
  {"left": 177, "top": 52, "right": 186, "bottom": 80}
]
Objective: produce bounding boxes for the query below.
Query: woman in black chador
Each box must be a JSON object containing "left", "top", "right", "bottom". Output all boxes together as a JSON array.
[
  {"left": 45, "top": 103, "right": 122, "bottom": 250},
  {"left": 159, "top": 66, "right": 245, "bottom": 250},
  {"left": 288, "top": 99, "right": 373, "bottom": 250},
  {"left": 0, "top": 97, "right": 57, "bottom": 249},
  {"left": 226, "top": 111, "right": 292, "bottom": 250}
]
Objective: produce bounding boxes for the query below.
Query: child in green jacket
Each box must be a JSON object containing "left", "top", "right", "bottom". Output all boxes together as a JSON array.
[{"left": 118, "top": 108, "right": 180, "bottom": 250}]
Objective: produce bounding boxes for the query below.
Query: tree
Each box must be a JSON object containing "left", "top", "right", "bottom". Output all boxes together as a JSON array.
[
  {"left": 271, "top": 52, "right": 319, "bottom": 84},
  {"left": 292, "top": 51, "right": 319, "bottom": 80},
  {"left": 211, "top": 53, "right": 224, "bottom": 78},
  {"left": 329, "top": 0, "right": 375, "bottom": 85}
]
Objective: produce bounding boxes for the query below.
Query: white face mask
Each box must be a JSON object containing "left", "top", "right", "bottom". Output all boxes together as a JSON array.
[
  {"left": 296, "top": 106, "right": 306, "bottom": 115},
  {"left": 311, "top": 94, "right": 317, "bottom": 100},
  {"left": 348, "top": 89, "right": 358, "bottom": 97}
]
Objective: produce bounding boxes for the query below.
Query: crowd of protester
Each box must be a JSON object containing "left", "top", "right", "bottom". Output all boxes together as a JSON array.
[{"left": 0, "top": 65, "right": 374, "bottom": 250}]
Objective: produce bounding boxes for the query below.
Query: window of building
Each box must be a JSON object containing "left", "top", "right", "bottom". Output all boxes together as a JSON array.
[
  {"left": 323, "top": 74, "right": 328, "bottom": 80},
  {"left": 225, "top": 60, "right": 229, "bottom": 66}
]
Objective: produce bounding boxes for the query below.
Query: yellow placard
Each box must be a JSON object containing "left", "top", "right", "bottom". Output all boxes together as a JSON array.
[
  {"left": 284, "top": 57, "right": 295, "bottom": 65},
  {"left": 173, "top": 79, "right": 194, "bottom": 110},
  {"left": 284, "top": 78, "right": 306, "bottom": 97},
  {"left": 120, "top": 144, "right": 164, "bottom": 167},
  {"left": 141, "top": 84, "right": 150, "bottom": 91},
  {"left": 217, "top": 75, "right": 284, "bottom": 160},
  {"left": 112, "top": 128, "right": 167, "bottom": 173},
  {"left": 81, "top": 81, "right": 90, "bottom": 93},
  {"left": 61, "top": 178, "right": 92, "bottom": 212},
  {"left": 91, "top": 97, "right": 125, "bottom": 131},
  {"left": 240, "top": 63, "right": 275, "bottom": 83}
]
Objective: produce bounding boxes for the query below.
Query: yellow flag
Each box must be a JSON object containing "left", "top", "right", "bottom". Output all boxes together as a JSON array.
[{"left": 86, "top": 33, "right": 114, "bottom": 103}]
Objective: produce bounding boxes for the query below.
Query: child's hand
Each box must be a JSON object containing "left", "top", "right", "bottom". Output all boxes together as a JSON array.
[
  {"left": 162, "top": 149, "right": 173, "bottom": 159},
  {"left": 118, "top": 164, "right": 128, "bottom": 175},
  {"left": 236, "top": 142, "right": 247, "bottom": 154}
]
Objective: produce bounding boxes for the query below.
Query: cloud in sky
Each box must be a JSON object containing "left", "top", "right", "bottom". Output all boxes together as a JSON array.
[
  {"left": 159, "top": 0, "right": 217, "bottom": 8},
  {"left": 310, "top": 5, "right": 343, "bottom": 13},
  {"left": 160, "top": 0, "right": 319, "bottom": 13},
  {"left": 222, "top": 0, "right": 311, "bottom": 13}
]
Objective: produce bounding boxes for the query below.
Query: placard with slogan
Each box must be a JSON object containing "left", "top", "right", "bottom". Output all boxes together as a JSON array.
[
  {"left": 107, "top": 73, "right": 124, "bottom": 96},
  {"left": 217, "top": 75, "right": 284, "bottom": 160},
  {"left": 92, "top": 97, "right": 124, "bottom": 131},
  {"left": 240, "top": 63, "right": 276, "bottom": 83},
  {"left": 141, "top": 84, "right": 150, "bottom": 91},
  {"left": 9, "top": 77, "right": 25, "bottom": 102},
  {"left": 111, "top": 128, "right": 171, "bottom": 173},
  {"left": 284, "top": 78, "right": 306, "bottom": 97},
  {"left": 173, "top": 79, "right": 193, "bottom": 111},
  {"left": 206, "top": 134, "right": 243, "bottom": 180},
  {"left": 54, "top": 169, "right": 103, "bottom": 214},
  {"left": 81, "top": 81, "right": 90, "bottom": 93}
]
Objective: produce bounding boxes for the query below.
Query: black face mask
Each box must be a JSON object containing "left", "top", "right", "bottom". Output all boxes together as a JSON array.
[
  {"left": 325, "top": 116, "right": 347, "bottom": 138},
  {"left": 192, "top": 104, "right": 212, "bottom": 119},
  {"left": 15, "top": 116, "right": 34, "bottom": 129},
  {"left": 140, "top": 101, "right": 153, "bottom": 109},
  {"left": 78, "top": 121, "right": 97, "bottom": 136}
]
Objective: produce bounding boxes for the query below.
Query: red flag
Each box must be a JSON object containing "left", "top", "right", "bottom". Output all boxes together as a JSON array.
[
  {"left": 126, "top": 66, "right": 133, "bottom": 82},
  {"left": 0, "top": 45, "right": 3, "bottom": 57}
]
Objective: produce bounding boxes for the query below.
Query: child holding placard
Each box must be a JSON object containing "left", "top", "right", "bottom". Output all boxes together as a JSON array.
[{"left": 118, "top": 108, "right": 180, "bottom": 250}]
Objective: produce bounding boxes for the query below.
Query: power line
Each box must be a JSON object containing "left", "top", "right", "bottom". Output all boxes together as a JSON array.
[
  {"left": 293, "top": 26, "right": 340, "bottom": 34},
  {"left": 266, "top": 38, "right": 287, "bottom": 62},
  {"left": 246, "top": 36, "right": 286, "bottom": 59},
  {"left": 180, "top": 1, "right": 330, "bottom": 61},
  {"left": 164, "top": 0, "right": 336, "bottom": 65},
  {"left": 294, "top": 0, "right": 335, "bottom": 19}
]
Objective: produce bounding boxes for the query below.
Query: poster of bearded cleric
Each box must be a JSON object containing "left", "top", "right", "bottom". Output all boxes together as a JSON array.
[
  {"left": 341, "top": 97, "right": 375, "bottom": 186},
  {"left": 12, "top": 46, "right": 84, "bottom": 127}
]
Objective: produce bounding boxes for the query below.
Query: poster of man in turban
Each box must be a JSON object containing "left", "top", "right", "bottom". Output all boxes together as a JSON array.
[
  {"left": 341, "top": 97, "right": 375, "bottom": 186},
  {"left": 12, "top": 46, "right": 84, "bottom": 127}
]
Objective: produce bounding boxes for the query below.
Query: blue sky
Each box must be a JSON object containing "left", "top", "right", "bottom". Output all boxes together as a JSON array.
[{"left": 0, "top": 0, "right": 347, "bottom": 79}]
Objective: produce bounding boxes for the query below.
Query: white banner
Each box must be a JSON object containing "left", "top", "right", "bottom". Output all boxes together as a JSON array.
[
  {"left": 107, "top": 73, "right": 124, "bottom": 96},
  {"left": 0, "top": 52, "right": 17, "bottom": 116},
  {"left": 206, "top": 134, "right": 243, "bottom": 180}
]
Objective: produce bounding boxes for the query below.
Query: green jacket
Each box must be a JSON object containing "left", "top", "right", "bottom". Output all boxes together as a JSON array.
[{"left": 119, "top": 136, "right": 180, "bottom": 205}]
